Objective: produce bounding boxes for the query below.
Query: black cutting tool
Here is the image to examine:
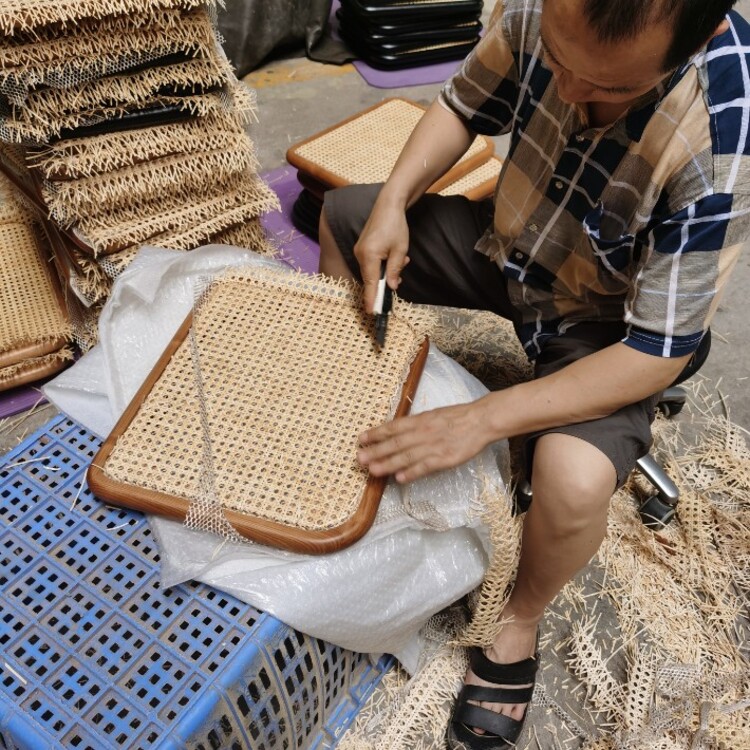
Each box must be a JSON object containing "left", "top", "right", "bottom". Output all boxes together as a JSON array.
[{"left": 373, "top": 262, "right": 393, "bottom": 349}]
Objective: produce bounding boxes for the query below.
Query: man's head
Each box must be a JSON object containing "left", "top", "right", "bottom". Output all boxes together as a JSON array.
[
  {"left": 541, "top": 0, "right": 735, "bottom": 106},
  {"left": 583, "top": 0, "right": 737, "bottom": 71}
]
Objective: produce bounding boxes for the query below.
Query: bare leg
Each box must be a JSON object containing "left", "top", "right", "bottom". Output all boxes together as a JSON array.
[
  {"left": 318, "top": 208, "right": 356, "bottom": 281},
  {"left": 464, "top": 433, "right": 616, "bottom": 731}
]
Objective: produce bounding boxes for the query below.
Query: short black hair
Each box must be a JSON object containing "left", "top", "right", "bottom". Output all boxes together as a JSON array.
[{"left": 583, "top": 0, "right": 737, "bottom": 71}]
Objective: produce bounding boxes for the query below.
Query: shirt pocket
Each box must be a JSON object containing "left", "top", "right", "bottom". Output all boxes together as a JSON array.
[{"left": 582, "top": 203, "right": 638, "bottom": 293}]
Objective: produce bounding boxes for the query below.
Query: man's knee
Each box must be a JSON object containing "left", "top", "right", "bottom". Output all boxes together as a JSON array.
[{"left": 529, "top": 433, "right": 616, "bottom": 530}]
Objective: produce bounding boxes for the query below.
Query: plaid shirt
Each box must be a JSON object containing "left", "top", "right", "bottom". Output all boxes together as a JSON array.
[{"left": 440, "top": 0, "right": 750, "bottom": 359}]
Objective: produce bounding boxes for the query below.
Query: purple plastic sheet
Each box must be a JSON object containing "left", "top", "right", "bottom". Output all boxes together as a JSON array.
[
  {"left": 0, "top": 387, "right": 46, "bottom": 420},
  {"left": 260, "top": 166, "right": 321, "bottom": 275}
]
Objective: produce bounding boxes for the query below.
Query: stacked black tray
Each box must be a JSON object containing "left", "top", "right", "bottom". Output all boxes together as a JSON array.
[{"left": 338, "top": 0, "right": 483, "bottom": 70}]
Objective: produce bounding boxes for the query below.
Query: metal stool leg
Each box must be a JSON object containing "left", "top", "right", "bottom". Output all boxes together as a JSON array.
[{"left": 636, "top": 454, "right": 679, "bottom": 530}]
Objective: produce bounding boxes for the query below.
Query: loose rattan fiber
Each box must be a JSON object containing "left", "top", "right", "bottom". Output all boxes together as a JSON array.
[
  {"left": 95, "top": 216, "right": 275, "bottom": 280},
  {"left": 29, "top": 111, "right": 248, "bottom": 180},
  {"left": 0, "top": 219, "right": 71, "bottom": 361},
  {"left": 0, "top": 346, "right": 73, "bottom": 391},
  {"left": 0, "top": 0, "right": 214, "bottom": 36},
  {"left": 75, "top": 170, "right": 278, "bottom": 256},
  {"left": 43, "top": 144, "right": 258, "bottom": 223},
  {"left": 6, "top": 56, "right": 231, "bottom": 143},
  {"left": 286, "top": 98, "right": 494, "bottom": 192},
  {"left": 89, "top": 268, "right": 429, "bottom": 553},
  {"left": 0, "top": 8, "right": 217, "bottom": 103}
]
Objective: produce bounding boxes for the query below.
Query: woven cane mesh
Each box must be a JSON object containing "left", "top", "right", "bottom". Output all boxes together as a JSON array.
[
  {"left": 0, "top": 0, "right": 214, "bottom": 36},
  {"left": 439, "top": 155, "right": 503, "bottom": 199},
  {"left": 5, "top": 56, "right": 231, "bottom": 143},
  {"left": 29, "top": 112, "right": 247, "bottom": 180},
  {"left": 43, "top": 144, "right": 258, "bottom": 224},
  {"left": 76, "top": 170, "right": 278, "bottom": 256},
  {"left": 289, "top": 98, "right": 491, "bottom": 186},
  {"left": 102, "top": 268, "right": 426, "bottom": 533},
  {"left": 0, "top": 8, "right": 217, "bottom": 104},
  {"left": 210, "top": 217, "right": 276, "bottom": 256},
  {"left": 0, "top": 220, "right": 70, "bottom": 354},
  {"left": 0, "top": 346, "right": 73, "bottom": 389}
]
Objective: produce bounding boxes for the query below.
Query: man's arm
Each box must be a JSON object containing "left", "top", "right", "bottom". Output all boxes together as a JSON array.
[
  {"left": 358, "top": 342, "right": 691, "bottom": 483},
  {"left": 355, "top": 99, "right": 476, "bottom": 312}
]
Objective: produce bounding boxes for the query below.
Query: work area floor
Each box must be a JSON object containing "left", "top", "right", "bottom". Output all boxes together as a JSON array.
[{"left": 2, "top": 2, "right": 749, "bottom": 748}]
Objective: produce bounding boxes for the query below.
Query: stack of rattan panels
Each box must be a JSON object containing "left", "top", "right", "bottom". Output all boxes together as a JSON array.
[
  {"left": 0, "top": 175, "right": 73, "bottom": 390},
  {"left": 0, "top": 0, "right": 278, "bottom": 348},
  {"left": 338, "top": 0, "right": 484, "bottom": 70},
  {"left": 285, "top": 97, "right": 502, "bottom": 239}
]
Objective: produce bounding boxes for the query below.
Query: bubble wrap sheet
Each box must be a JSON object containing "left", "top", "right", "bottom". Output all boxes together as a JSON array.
[{"left": 43, "top": 245, "right": 508, "bottom": 673}]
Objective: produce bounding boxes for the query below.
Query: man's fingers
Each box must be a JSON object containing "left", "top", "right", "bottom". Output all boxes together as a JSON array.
[
  {"left": 359, "top": 254, "right": 385, "bottom": 313},
  {"left": 386, "top": 254, "right": 408, "bottom": 291}
]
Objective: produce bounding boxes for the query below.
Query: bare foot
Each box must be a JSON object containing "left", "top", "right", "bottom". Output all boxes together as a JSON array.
[{"left": 463, "top": 613, "right": 539, "bottom": 735}]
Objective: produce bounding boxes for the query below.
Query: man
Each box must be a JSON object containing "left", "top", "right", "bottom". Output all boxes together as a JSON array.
[{"left": 318, "top": 0, "right": 748, "bottom": 747}]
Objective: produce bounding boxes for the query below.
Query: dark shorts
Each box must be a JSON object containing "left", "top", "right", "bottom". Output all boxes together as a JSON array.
[{"left": 324, "top": 183, "right": 658, "bottom": 489}]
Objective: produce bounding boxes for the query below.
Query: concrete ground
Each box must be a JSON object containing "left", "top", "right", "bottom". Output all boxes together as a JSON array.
[{"left": 1, "top": 2, "right": 748, "bottom": 747}]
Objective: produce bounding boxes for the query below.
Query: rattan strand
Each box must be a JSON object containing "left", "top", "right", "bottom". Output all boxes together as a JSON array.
[
  {"left": 44, "top": 144, "right": 258, "bottom": 223},
  {"left": 0, "top": 8, "right": 211, "bottom": 70},
  {"left": 76, "top": 171, "right": 278, "bottom": 255},
  {"left": 10, "top": 83, "right": 252, "bottom": 145},
  {"left": 0, "top": 0, "right": 214, "bottom": 36},
  {"left": 103, "top": 268, "right": 425, "bottom": 532},
  {"left": 4, "top": 57, "right": 231, "bottom": 143},
  {"left": 29, "top": 111, "right": 246, "bottom": 180},
  {"left": 0, "top": 220, "right": 70, "bottom": 352},
  {"left": 0, "top": 346, "right": 74, "bottom": 387},
  {"left": 290, "top": 99, "right": 489, "bottom": 185},
  {"left": 0, "top": 9, "right": 216, "bottom": 101},
  {"left": 96, "top": 217, "right": 275, "bottom": 280},
  {"left": 209, "top": 217, "right": 276, "bottom": 256}
]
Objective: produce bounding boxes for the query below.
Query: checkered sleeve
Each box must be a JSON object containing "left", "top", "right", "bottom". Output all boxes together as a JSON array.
[
  {"left": 439, "top": 0, "right": 520, "bottom": 136},
  {"left": 623, "top": 192, "right": 749, "bottom": 358}
]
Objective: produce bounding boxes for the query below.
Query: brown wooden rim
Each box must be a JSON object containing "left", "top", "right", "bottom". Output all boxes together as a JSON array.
[
  {"left": 285, "top": 97, "right": 494, "bottom": 194},
  {"left": 0, "top": 350, "right": 70, "bottom": 392},
  {"left": 0, "top": 337, "right": 69, "bottom": 369},
  {"left": 88, "top": 307, "right": 430, "bottom": 555}
]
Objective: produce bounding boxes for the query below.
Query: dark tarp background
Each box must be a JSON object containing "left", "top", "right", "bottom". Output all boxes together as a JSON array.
[{"left": 217, "top": 0, "right": 336, "bottom": 77}]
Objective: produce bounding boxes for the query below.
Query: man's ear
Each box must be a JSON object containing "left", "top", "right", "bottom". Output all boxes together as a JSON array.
[{"left": 709, "top": 18, "right": 731, "bottom": 41}]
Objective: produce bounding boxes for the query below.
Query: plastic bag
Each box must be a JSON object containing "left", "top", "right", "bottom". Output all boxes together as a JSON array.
[{"left": 45, "top": 246, "right": 511, "bottom": 673}]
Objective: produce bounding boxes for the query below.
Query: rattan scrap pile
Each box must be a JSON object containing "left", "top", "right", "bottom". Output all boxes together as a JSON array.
[{"left": 0, "top": 0, "right": 278, "bottom": 351}]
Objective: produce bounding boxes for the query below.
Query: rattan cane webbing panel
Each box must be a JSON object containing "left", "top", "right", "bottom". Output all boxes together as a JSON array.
[
  {"left": 0, "top": 0, "right": 214, "bottom": 36},
  {"left": 93, "top": 269, "right": 428, "bottom": 551},
  {"left": 0, "top": 8, "right": 217, "bottom": 101},
  {"left": 287, "top": 98, "right": 493, "bottom": 190},
  {"left": 0, "top": 220, "right": 70, "bottom": 355},
  {"left": 5, "top": 57, "right": 231, "bottom": 142},
  {"left": 44, "top": 145, "right": 258, "bottom": 223},
  {"left": 438, "top": 155, "right": 503, "bottom": 200},
  {"left": 76, "top": 170, "right": 278, "bottom": 255},
  {"left": 30, "top": 111, "right": 247, "bottom": 180},
  {"left": 0, "top": 346, "right": 73, "bottom": 390}
]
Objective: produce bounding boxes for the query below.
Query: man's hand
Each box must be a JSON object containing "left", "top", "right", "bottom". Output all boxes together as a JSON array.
[
  {"left": 358, "top": 400, "right": 494, "bottom": 483},
  {"left": 354, "top": 200, "right": 410, "bottom": 313}
]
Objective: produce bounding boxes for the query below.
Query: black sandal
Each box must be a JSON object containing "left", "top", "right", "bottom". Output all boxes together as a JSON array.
[{"left": 446, "top": 645, "right": 539, "bottom": 749}]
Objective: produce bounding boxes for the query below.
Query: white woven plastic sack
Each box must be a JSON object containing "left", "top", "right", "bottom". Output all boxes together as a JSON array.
[{"left": 45, "top": 246, "right": 510, "bottom": 673}]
